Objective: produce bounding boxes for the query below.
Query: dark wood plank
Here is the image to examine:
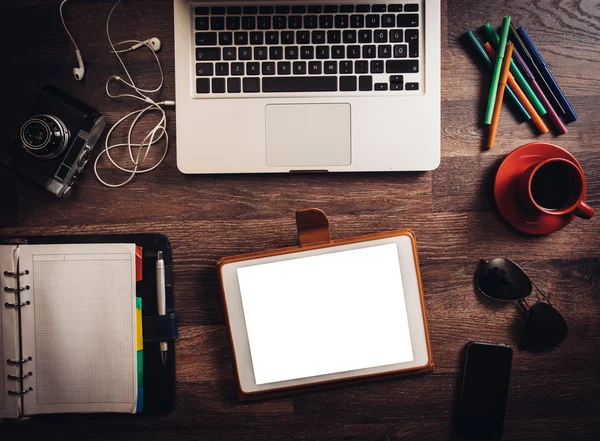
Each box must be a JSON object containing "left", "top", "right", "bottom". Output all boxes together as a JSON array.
[{"left": 1, "top": 0, "right": 600, "bottom": 440}]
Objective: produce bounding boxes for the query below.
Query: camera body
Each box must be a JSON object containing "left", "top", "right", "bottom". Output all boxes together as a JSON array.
[{"left": 2, "top": 85, "right": 105, "bottom": 197}]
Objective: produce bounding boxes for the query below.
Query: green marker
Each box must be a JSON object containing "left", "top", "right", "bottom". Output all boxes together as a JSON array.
[
  {"left": 481, "top": 22, "right": 546, "bottom": 117},
  {"left": 484, "top": 16, "right": 511, "bottom": 125}
]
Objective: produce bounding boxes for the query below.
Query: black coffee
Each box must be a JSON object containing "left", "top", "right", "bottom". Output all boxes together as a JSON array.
[{"left": 530, "top": 162, "right": 577, "bottom": 210}]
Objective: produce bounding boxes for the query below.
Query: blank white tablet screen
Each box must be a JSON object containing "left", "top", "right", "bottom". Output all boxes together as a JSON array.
[{"left": 237, "top": 243, "right": 414, "bottom": 385}]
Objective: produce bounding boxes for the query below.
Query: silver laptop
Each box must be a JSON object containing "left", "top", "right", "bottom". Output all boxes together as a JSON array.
[{"left": 173, "top": 1, "right": 441, "bottom": 173}]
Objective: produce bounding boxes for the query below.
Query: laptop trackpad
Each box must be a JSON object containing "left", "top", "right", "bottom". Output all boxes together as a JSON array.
[{"left": 265, "top": 103, "right": 351, "bottom": 167}]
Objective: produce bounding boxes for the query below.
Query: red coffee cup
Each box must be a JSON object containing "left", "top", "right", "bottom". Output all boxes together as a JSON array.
[{"left": 518, "top": 157, "right": 594, "bottom": 219}]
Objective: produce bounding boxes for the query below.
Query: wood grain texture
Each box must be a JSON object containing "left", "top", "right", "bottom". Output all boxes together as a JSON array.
[{"left": 1, "top": 0, "right": 600, "bottom": 440}]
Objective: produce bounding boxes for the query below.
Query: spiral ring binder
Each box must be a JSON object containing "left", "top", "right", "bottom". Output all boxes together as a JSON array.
[
  {"left": 8, "top": 371, "right": 33, "bottom": 380},
  {"left": 5, "top": 301, "right": 31, "bottom": 308},
  {"left": 6, "top": 357, "right": 33, "bottom": 365},
  {"left": 3, "top": 270, "right": 29, "bottom": 277},
  {"left": 8, "top": 387, "right": 33, "bottom": 396},
  {"left": 4, "top": 285, "right": 30, "bottom": 292}
]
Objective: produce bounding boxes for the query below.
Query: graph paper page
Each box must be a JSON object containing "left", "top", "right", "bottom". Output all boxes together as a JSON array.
[{"left": 17, "top": 244, "right": 137, "bottom": 415}]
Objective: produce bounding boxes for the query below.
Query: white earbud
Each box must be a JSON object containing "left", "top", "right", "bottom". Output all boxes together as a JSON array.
[
  {"left": 130, "top": 38, "right": 161, "bottom": 52},
  {"left": 73, "top": 49, "right": 85, "bottom": 81}
]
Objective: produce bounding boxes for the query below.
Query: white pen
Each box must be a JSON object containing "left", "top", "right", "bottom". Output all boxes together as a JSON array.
[{"left": 156, "top": 251, "right": 168, "bottom": 366}]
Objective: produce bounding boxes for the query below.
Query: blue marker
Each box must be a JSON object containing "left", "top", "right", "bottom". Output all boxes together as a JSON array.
[{"left": 516, "top": 26, "right": 577, "bottom": 122}]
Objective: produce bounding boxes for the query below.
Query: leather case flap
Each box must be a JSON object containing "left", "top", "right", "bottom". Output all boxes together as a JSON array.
[{"left": 296, "top": 208, "right": 332, "bottom": 246}]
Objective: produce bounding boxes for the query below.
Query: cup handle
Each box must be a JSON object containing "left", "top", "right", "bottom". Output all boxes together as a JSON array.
[{"left": 574, "top": 201, "right": 595, "bottom": 219}]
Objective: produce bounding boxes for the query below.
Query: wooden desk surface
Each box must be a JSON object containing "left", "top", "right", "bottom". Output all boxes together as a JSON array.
[{"left": 1, "top": 1, "right": 599, "bottom": 440}]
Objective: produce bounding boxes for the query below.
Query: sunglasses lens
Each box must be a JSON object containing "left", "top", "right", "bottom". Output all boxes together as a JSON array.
[
  {"left": 476, "top": 258, "right": 532, "bottom": 301},
  {"left": 522, "top": 302, "right": 568, "bottom": 351}
]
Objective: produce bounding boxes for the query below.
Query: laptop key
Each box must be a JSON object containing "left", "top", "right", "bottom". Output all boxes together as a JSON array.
[
  {"left": 243, "top": 6, "right": 258, "bottom": 14},
  {"left": 347, "top": 45, "right": 360, "bottom": 59},
  {"left": 297, "top": 31, "right": 310, "bottom": 44},
  {"left": 266, "top": 32, "right": 279, "bottom": 45},
  {"left": 406, "top": 82, "right": 419, "bottom": 90},
  {"left": 215, "top": 62, "right": 229, "bottom": 76},
  {"left": 257, "top": 16, "right": 270, "bottom": 30},
  {"left": 355, "top": 60, "right": 368, "bottom": 73},
  {"left": 195, "top": 16, "right": 209, "bottom": 30},
  {"left": 254, "top": 46, "right": 267, "bottom": 60},
  {"left": 289, "top": 16, "right": 302, "bottom": 29},
  {"left": 291, "top": 6, "right": 306, "bottom": 14},
  {"left": 226, "top": 16, "right": 240, "bottom": 30},
  {"left": 371, "top": 60, "right": 384, "bottom": 73},
  {"left": 375, "top": 82, "right": 388, "bottom": 90},
  {"left": 390, "top": 30, "right": 403, "bottom": 42},
  {"left": 301, "top": 46, "right": 314, "bottom": 59},
  {"left": 196, "top": 32, "right": 217, "bottom": 46},
  {"left": 312, "top": 31, "right": 325, "bottom": 44},
  {"left": 397, "top": 14, "right": 419, "bottom": 28},
  {"left": 247, "top": 62, "right": 260, "bottom": 75},
  {"left": 378, "top": 45, "right": 392, "bottom": 58},
  {"left": 382, "top": 14, "right": 396, "bottom": 28},
  {"left": 391, "top": 83, "right": 404, "bottom": 91},
  {"left": 281, "top": 31, "right": 294, "bottom": 45},
  {"left": 351, "top": 15, "right": 364, "bottom": 28},
  {"left": 324, "top": 61, "right": 337, "bottom": 74},
  {"left": 231, "top": 62, "right": 244, "bottom": 75},
  {"left": 270, "top": 46, "right": 283, "bottom": 60},
  {"left": 259, "top": 6, "right": 274, "bottom": 14},
  {"left": 196, "top": 63, "right": 214, "bottom": 76},
  {"left": 404, "top": 4, "right": 419, "bottom": 12},
  {"left": 356, "top": 5, "right": 370, "bottom": 13},
  {"left": 227, "top": 6, "right": 241, "bottom": 15},
  {"left": 343, "top": 30, "right": 357, "bottom": 43},
  {"left": 275, "top": 6, "right": 290, "bottom": 14},
  {"left": 394, "top": 44, "right": 408, "bottom": 58},
  {"left": 309, "top": 61, "right": 322, "bottom": 74},
  {"left": 285, "top": 46, "right": 299, "bottom": 59},
  {"left": 195, "top": 7, "right": 209, "bottom": 15},
  {"left": 332, "top": 45, "right": 345, "bottom": 59},
  {"left": 327, "top": 30, "right": 341, "bottom": 43},
  {"left": 219, "top": 32, "right": 233, "bottom": 45},
  {"left": 340, "top": 61, "right": 353, "bottom": 74},
  {"left": 212, "top": 78, "right": 225, "bottom": 93},
  {"left": 262, "top": 76, "right": 338, "bottom": 92},
  {"left": 293, "top": 61, "right": 307, "bottom": 75},
  {"left": 372, "top": 5, "right": 387, "bottom": 12},
  {"left": 196, "top": 78, "right": 210, "bottom": 93},
  {"left": 406, "top": 30, "right": 419, "bottom": 57},
  {"left": 366, "top": 15, "right": 380, "bottom": 28},
  {"left": 388, "top": 5, "right": 403, "bottom": 12},
  {"left": 363, "top": 45, "right": 376, "bottom": 59},
  {"left": 304, "top": 15, "right": 318, "bottom": 29},
  {"left": 340, "top": 5, "right": 354, "bottom": 13},
  {"left": 335, "top": 15, "right": 349, "bottom": 28},
  {"left": 277, "top": 62, "right": 291, "bottom": 75},
  {"left": 359, "top": 75, "right": 373, "bottom": 91},
  {"left": 238, "top": 47, "right": 252, "bottom": 60},
  {"left": 358, "top": 30, "right": 372, "bottom": 43},
  {"left": 250, "top": 32, "right": 264, "bottom": 45},
  {"left": 243, "top": 78, "right": 260, "bottom": 93},
  {"left": 319, "top": 15, "right": 334, "bottom": 29},
  {"left": 316, "top": 46, "right": 330, "bottom": 59},
  {"left": 307, "top": 6, "right": 322, "bottom": 13},
  {"left": 234, "top": 32, "right": 248, "bottom": 45},
  {"left": 273, "top": 16, "right": 286, "bottom": 29},
  {"left": 390, "top": 75, "right": 404, "bottom": 84},
  {"left": 374, "top": 29, "right": 388, "bottom": 43},
  {"left": 386, "top": 60, "right": 419, "bottom": 73},
  {"left": 242, "top": 16, "right": 256, "bottom": 30},
  {"left": 262, "top": 62, "right": 276, "bottom": 75},
  {"left": 340, "top": 76, "right": 357, "bottom": 91},
  {"left": 196, "top": 47, "right": 220, "bottom": 61},
  {"left": 211, "top": 17, "right": 225, "bottom": 30},
  {"left": 324, "top": 5, "right": 338, "bottom": 13},
  {"left": 223, "top": 47, "right": 236, "bottom": 60}
]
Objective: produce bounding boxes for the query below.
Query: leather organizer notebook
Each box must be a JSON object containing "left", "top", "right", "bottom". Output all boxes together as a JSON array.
[
  {"left": 0, "top": 234, "right": 177, "bottom": 419},
  {"left": 218, "top": 209, "right": 434, "bottom": 400}
]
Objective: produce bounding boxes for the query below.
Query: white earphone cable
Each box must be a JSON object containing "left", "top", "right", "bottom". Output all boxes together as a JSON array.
[
  {"left": 59, "top": 0, "right": 79, "bottom": 52},
  {"left": 94, "top": 0, "right": 174, "bottom": 188}
]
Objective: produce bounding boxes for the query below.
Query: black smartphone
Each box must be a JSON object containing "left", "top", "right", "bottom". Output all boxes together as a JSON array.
[{"left": 456, "top": 342, "right": 513, "bottom": 440}]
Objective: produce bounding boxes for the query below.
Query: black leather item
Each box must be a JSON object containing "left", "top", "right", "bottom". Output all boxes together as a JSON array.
[{"left": 143, "top": 313, "right": 179, "bottom": 342}]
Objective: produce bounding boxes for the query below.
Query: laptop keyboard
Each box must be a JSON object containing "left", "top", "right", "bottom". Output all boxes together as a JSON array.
[{"left": 192, "top": 3, "right": 422, "bottom": 95}]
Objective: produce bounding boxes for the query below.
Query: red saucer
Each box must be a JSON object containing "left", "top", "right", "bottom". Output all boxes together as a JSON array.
[{"left": 494, "top": 142, "right": 584, "bottom": 235}]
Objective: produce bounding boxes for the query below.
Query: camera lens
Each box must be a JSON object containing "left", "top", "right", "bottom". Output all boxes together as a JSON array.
[{"left": 20, "top": 115, "right": 70, "bottom": 159}]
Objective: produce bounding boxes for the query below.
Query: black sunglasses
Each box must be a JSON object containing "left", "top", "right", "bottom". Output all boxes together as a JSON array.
[{"left": 475, "top": 258, "right": 568, "bottom": 351}]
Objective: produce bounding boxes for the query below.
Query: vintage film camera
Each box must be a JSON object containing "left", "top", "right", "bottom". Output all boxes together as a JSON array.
[{"left": 2, "top": 85, "right": 105, "bottom": 197}]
